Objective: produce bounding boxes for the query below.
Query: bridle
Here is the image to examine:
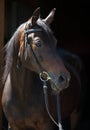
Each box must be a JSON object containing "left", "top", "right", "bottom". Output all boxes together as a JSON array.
[
  {"left": 24, "top": 27, "right": 43, "bottom": 73},
  {"left": 23, "top": 23, "right": 63, "bottom": 130}
]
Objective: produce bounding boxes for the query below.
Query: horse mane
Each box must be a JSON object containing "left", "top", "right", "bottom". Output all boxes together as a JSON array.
[
  {"left": 58, "top": 48, "right": 82, "bottom": 72},
  {"left": 3, "top": 24, "right": 25, "bottom": 85},
  {"left": 58, "top": 48, "right": 83, "bottom": 87}
]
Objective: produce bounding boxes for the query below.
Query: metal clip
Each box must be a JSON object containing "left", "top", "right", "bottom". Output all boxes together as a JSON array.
[{"left": 39, "top": 71, "right": 51, "bottom": 82}]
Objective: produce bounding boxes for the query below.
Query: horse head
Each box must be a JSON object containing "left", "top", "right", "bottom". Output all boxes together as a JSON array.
[{"left": 17, "top": 7, "right": 71, "bottom": 93}]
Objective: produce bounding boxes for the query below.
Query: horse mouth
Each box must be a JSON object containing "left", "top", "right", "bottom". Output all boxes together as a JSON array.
[
  {"left": 49, "top": 81, "right": 62, "bottom": 94},
  {"left": 49, "top": 79, "right": 70, "bottom": 94}
]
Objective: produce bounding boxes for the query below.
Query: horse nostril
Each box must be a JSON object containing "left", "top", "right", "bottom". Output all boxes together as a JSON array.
[
  {"left": 59, "top": 75, "right": 65, "bottom": 83},
  {"left": 59, "top": 73, "right": 71, "bottom": 87}
]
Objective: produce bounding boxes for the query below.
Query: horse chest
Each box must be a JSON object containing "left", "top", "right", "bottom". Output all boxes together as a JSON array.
[
  {"left": 2, "top": 77, "right": 46, "bottom": 124},
  {"left": 4, "top": 90, "right": 50, "bottom": 129}
]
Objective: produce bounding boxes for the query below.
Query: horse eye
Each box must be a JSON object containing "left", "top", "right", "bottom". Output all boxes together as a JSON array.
[{"left": 35, "top": 41, "right": 42, "bottom": 47}]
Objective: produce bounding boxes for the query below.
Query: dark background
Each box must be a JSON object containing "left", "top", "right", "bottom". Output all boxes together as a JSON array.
[{"left": 4, "top": 0, "right": 90, "bottom": 129}]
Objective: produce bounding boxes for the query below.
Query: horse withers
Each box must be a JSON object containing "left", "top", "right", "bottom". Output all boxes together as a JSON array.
[{"left": 2, "top": 8, "right": 70, "bottom": 130}]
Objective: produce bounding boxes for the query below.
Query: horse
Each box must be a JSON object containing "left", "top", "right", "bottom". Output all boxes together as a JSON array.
[{"left": 2, "top": 7, "right": 81, "bottom": 130}]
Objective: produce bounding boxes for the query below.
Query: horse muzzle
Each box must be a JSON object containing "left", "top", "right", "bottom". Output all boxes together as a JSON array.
[
  {"left": 39, "top": 71, "right": 71, "bottom": 94},
  {"left": 50, "top": 73, "right": 71, "bottom": 93}
]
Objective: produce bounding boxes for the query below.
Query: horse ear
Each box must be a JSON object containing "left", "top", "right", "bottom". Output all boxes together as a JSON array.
[
  {"left": 43, "top": 8, "right": 56, "bottom": 25},
  {"left": 31, "top": 7, "right": 40, "bottom": 26}
]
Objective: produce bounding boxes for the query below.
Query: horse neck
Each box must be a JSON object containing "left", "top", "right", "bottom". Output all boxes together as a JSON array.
[
  {"left": 11, "top": 64, "right": 42, "bottom": 96},
  {"left": 9, "top": 42, "right": 43, "bottom": 98},
  {"left": 11, "top": 65, "right": 34, "bottom": 91}
]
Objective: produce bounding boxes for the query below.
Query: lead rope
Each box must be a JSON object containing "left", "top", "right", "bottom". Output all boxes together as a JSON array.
[
  {"left": 39, "top": 72, "right": 63, "bottom": 130},
  {"left": 56, "top": 94, "right": 63, "bottom": 130}
]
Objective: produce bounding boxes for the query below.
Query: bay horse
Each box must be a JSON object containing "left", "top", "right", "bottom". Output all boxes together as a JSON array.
[{"left": 2, "top": 7, "right": 81, "bottom": 130}]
